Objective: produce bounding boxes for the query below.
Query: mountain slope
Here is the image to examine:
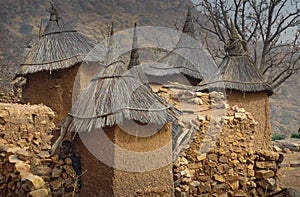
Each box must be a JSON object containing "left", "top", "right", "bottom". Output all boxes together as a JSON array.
[
  {"left": 0, "top": 0, "right": 192, "bottom": 79},
  {"left": 270, "top": 74, "right": 300, "bottom": 137}
]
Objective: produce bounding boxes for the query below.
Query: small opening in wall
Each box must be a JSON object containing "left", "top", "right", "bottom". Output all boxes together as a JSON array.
[{"left": 32, "top": 114, "right": 37, "bottom": 122}]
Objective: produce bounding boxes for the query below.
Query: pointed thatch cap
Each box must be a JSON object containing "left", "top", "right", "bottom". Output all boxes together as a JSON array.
[
  {"left": 19, "top": 3, "right": 94, "bottom": 75},
  {"left": 182, "top": 6, "right": 195, "bottom": 38},
  {"left": 144, "top": 7, "right": 213, "bottom": 81},
  {"left": 198, "top": 23, "right": 273, "bottom": 94},
  {"left": 104, "top": 21, "right": 116, "bottom": 65},
  {"left": 128, "top": 23, "right": 140, "bottom": 69},
  {"left": 127, "top": 23, "right": 149, "bottom": 85},
  {"left": 67, "top": 60, "right": 179, "bottom": 132}
]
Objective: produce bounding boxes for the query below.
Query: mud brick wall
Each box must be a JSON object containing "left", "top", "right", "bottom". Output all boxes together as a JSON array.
[
  {"left": 21, "top": 64, "right": 79, "bottom": 125},
  {"left": 226, "top": 90, "right": 272, "bottom": 151}
]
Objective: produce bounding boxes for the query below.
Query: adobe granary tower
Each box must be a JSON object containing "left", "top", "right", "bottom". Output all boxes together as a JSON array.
[
  {"left": 52, "top": 23, "right": 179, "bottom": 196},
  {"left": 17, "top": 4, "right": 94, "bottom": 124},
  {"left": 198, "top": 22, "right": 273, "bottom": 150}
]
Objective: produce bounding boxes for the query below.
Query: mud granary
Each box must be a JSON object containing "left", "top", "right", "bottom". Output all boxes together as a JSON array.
[
  {"left": 55, "top": 23, "right": 180, "bottom": 196},
  {"left": 198, "top": 22, "right": 273, "bottom": 150},
  {"left": 17, "top": 4, "right": 95, "bottom": 125}
]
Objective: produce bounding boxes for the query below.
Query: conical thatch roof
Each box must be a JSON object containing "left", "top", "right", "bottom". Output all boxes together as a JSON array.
[
  {"left": 198, "top": 23, "right": 272, "bottom": 94},
  {"left": 67, "top": 59, "right": 179, "bottom": 133},
  {"left": 144, "top": 7, "right": 212, "bottom": 80},
  {"left": 19, "top": 4, "right": 94, "bottom": 75}
]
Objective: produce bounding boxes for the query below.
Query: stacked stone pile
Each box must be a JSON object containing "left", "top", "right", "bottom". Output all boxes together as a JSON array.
[
  {"left": 172, "top": 104, "right": 280, "bottom": 196},
  {"left": 156, "top": 87, "right": 227, "bottom": 158},
  {"left": 0, "top": 89, "right": 21, "bottom": 103},
  {"left": 0, "top": 103, "right": 80, "bottom": 196},
  {"left": 156, "top": 86, "right": 281, "bottom": 196},
  {"left": 0, "top": 103, "right": 55, "bottom": 150},
  {"left": 0, "top": 88, "right": 284, "bottom": 196}
]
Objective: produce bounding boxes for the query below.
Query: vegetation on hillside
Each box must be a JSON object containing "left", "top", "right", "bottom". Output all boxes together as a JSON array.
[{"left": 272, "top": 133, "right": 285, "bottom": 141}]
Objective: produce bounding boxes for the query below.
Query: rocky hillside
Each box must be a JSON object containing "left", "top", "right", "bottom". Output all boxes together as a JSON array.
[
  {"left": 0, "top": 0, "right": 192, "bottom": 80},
  {"left": 270, "top": 74, "right": 300, "bottom": 137}
]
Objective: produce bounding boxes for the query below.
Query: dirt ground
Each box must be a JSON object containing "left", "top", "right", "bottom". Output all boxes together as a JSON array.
[{"left": 279, "top": 152, "right": 300, "bottom": 191}]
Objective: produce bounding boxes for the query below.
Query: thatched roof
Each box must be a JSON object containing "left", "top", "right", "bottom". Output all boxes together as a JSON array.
[
  {"left": 198, "top": 23, "right": 273, "bottom": 94},
  {"left": 67, "top": 59, "right": 179, "bottom": 133},
  {"left": 144, "top": 7, "right": 213, "bottom": 80},
  {"left": 19, "top": 4, "right": 94, "bottom": 75}
]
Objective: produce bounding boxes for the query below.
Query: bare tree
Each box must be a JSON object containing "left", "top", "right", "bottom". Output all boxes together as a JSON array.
[{"left": 194, "top": 0, "right": 300, "bottom": 90}]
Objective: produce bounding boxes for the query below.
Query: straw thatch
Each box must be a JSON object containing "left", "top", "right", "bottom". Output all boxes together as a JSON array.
[
  {"left": 144, "top": 7, "right": 212, "bottom": 80},
  {"left": 19, "top": 4, "right": 94, "bottom": 75},
  {"left": 198, "top": 23, "right": 273, "bottom": 94},
  {"left": 65, "top": 59, "right": 178, "bottom": 133}
]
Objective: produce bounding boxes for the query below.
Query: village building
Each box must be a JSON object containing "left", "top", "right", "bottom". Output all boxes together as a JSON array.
[
  {"left": 198, "top": 23, "right": 273, "bottom": 150},
  {"left": 17, "top": 4, "right": 95, "bottom": 125},
  {"left": 144, "top": 7, "right": 213, "bottom": 87},
  {"left": 52, "top": 23, "right": 179, "bottom": 196}
]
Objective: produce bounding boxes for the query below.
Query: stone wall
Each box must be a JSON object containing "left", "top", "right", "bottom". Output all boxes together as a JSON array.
[
  {"left": 173, "top": 106, "right": 280, "bottom": 196},
  {"left": 0, "top": 86, "right": 279, "bottom": 196},
  {"left": 156, "top": 86, "right": 280, "bottom": 197},
  {"left": 0, "top": 103, "right": 80, "bottom": 197},
  {"left": 0, "top": 91, "right": 20, "bottom": 103}
]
